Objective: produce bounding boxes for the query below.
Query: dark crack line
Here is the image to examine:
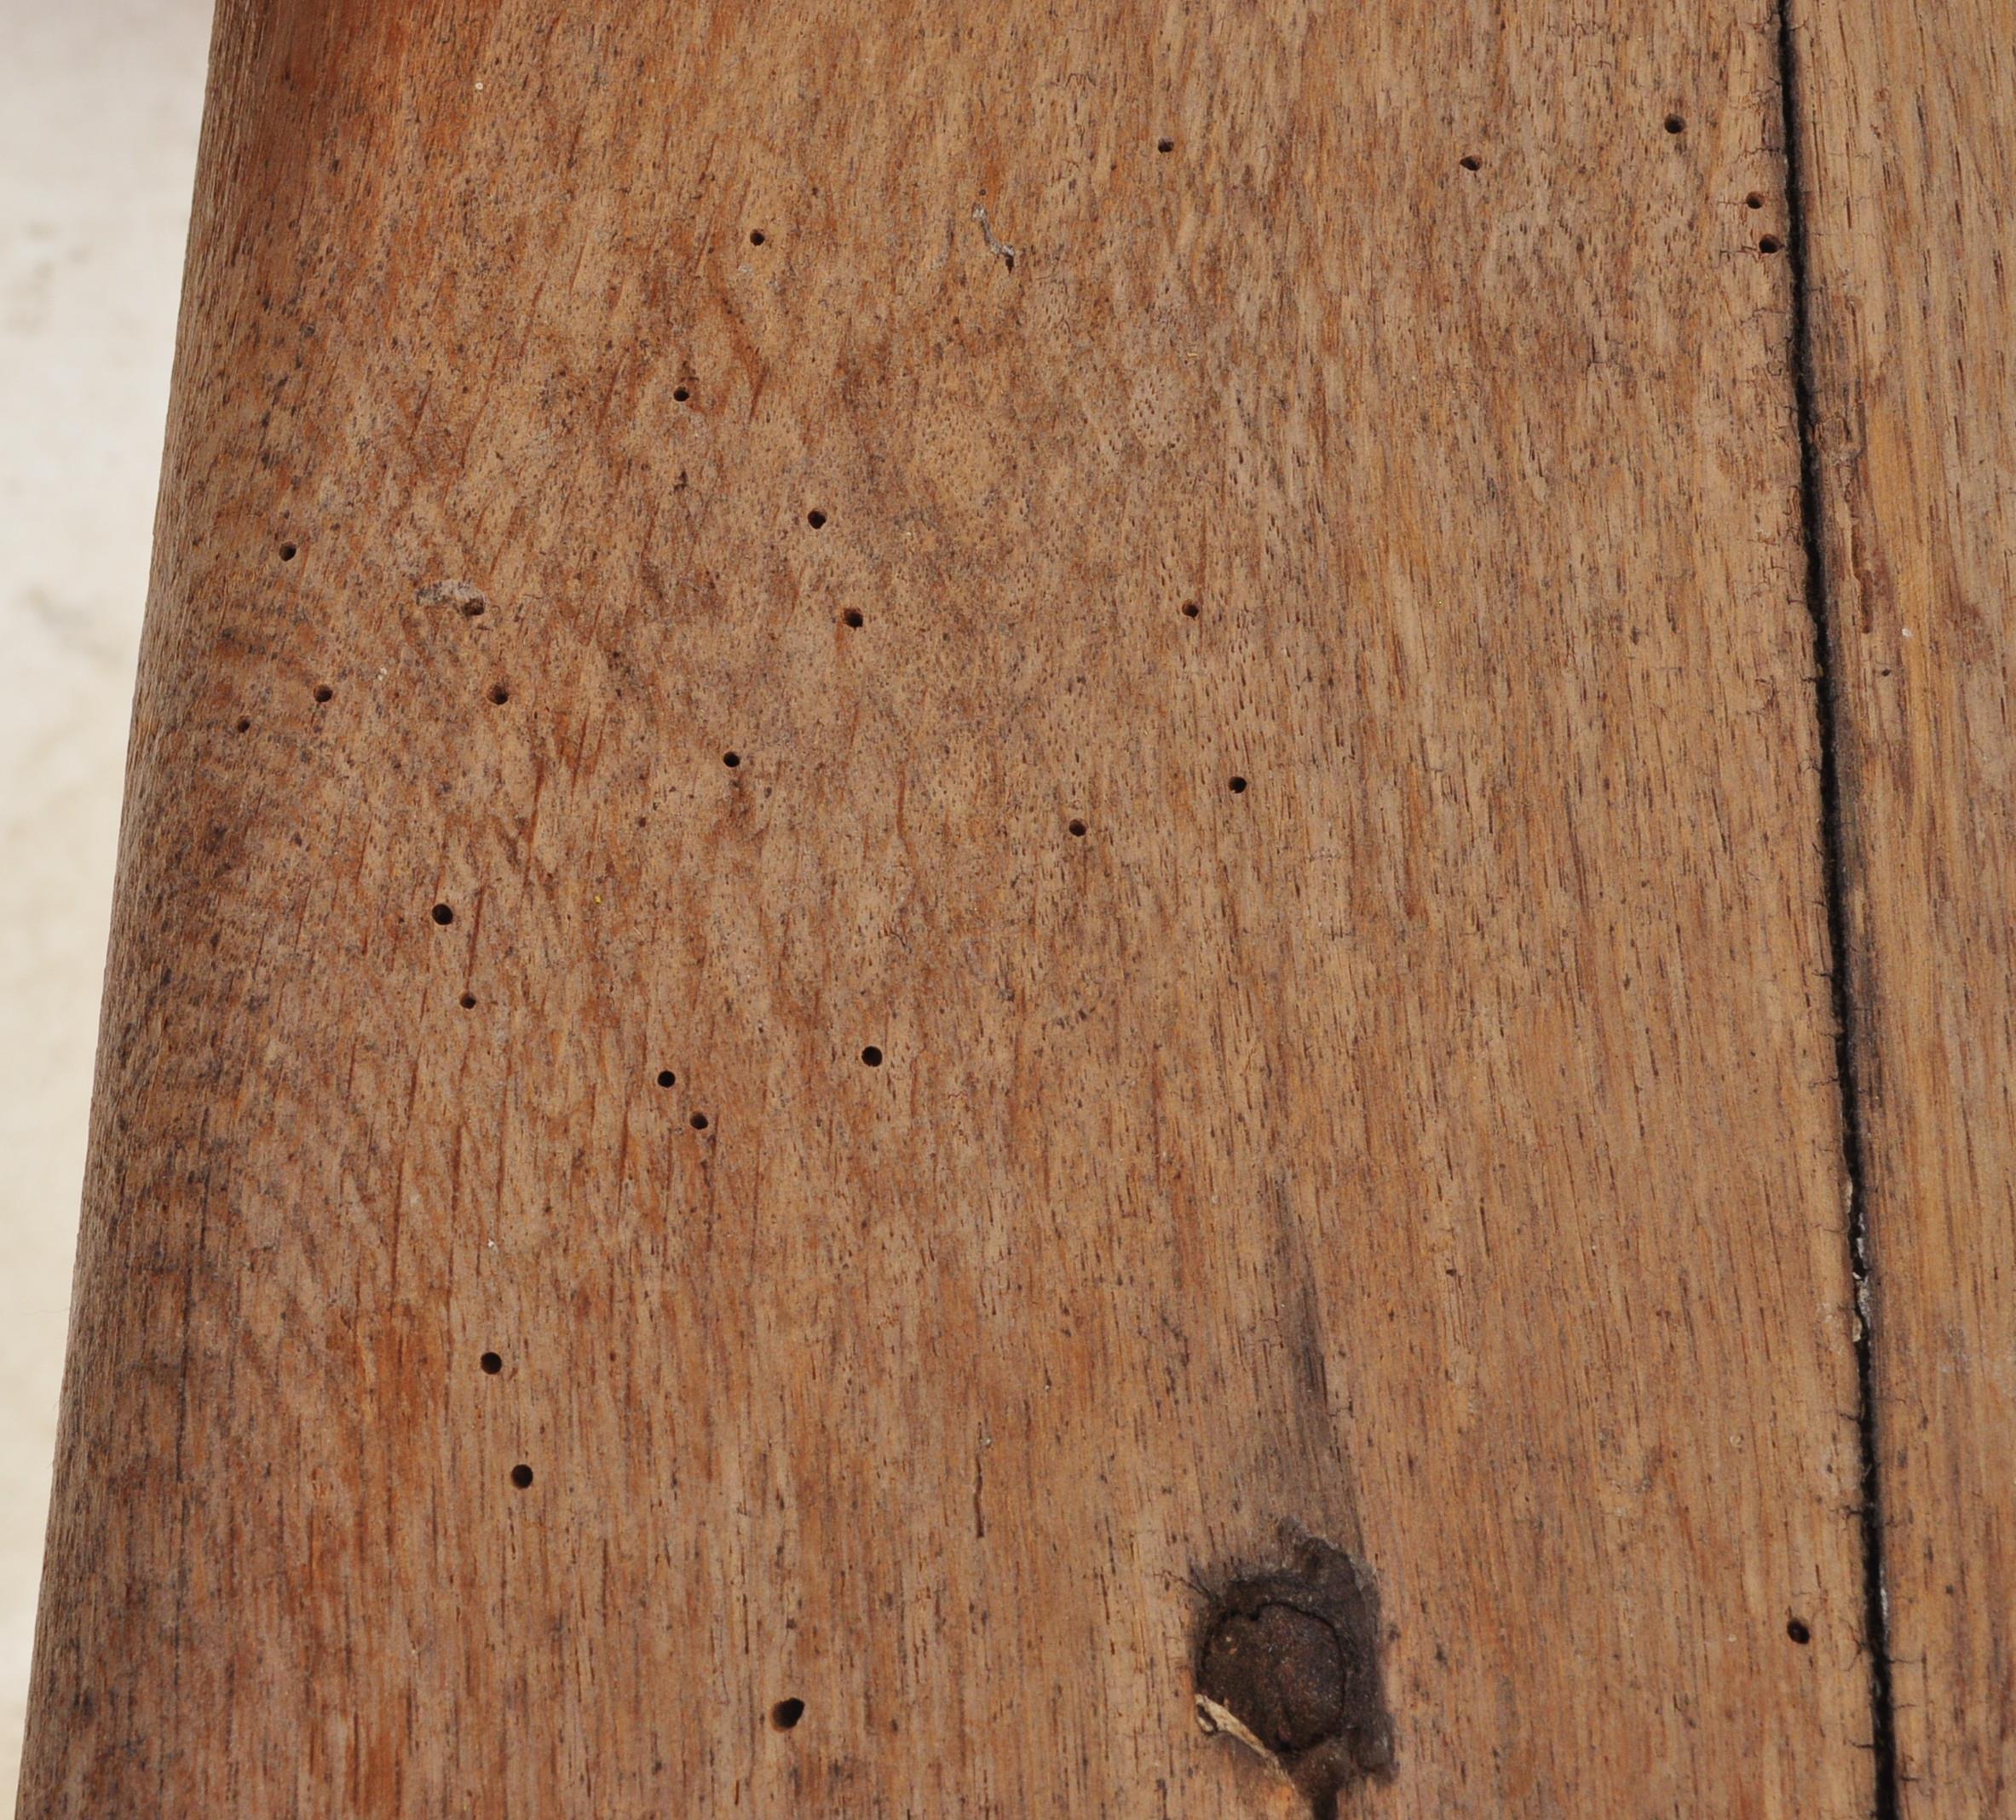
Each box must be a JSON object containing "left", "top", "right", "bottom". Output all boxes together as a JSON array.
[{"left": 1776, "top": 5, "right": 1901, "bottom": 1813}]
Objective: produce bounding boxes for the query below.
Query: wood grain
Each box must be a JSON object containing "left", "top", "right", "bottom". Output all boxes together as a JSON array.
[
  {"left": 1795, "top": 1, "right": 2016, "bottom": 1809},
  {"left": 25, "top": 0, "right": 1876, "bottom": 1812}
]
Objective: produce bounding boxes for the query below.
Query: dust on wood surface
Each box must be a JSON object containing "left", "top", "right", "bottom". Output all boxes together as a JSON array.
[
  {"left": 24, "top": 0, "right": 1880, "bottom": 1812},
  {"left": 1796, "top": 0, "right": 2016, "bottom": 1808}
]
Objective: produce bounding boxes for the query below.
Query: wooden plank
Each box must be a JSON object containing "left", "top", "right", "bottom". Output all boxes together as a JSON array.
[
  {"left": 25, "top": 0, "right": 1875, "bottom": 1811},
  {"left": 1794, "top": 2, "right": 2016, "bottom": 1808}
]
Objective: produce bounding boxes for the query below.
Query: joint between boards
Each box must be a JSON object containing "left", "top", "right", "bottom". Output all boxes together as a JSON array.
[{"left": 1774, "top": 4, "right": 1901, "bottom": 1812}]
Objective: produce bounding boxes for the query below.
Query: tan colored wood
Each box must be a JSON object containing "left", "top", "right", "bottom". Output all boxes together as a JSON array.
[
  {"left": 26, "top": 0, "right": 1876, "bottom": 1812},
  {"left": 1795, "top": 1, "right": 2016, "bottom": 1808}
]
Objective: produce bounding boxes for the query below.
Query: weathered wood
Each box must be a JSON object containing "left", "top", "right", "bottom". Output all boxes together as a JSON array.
[
  {"left": 1795, "top": 0, "right": 2016, "bottom": 1808},
  {"left": 26, "top": 1, "right": 1876, "bottom": 1812}
]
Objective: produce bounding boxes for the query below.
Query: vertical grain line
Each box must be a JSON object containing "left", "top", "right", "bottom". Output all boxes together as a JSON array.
[{"left": 1776, "top": 6, "right": 1900, "bottom": 1811}]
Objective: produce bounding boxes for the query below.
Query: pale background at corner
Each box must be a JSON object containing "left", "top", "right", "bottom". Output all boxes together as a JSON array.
[{"left": 0, "top": 0, "right": 212, "bottom": 1799}]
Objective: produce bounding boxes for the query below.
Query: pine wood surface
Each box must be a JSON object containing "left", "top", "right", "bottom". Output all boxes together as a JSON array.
[{"left": 21, "top": 0, "right": 1897, "bottom": 1813}]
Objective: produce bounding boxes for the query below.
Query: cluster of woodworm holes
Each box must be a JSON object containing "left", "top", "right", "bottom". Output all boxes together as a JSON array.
[
  {"left": 254, "top": 131, "right": 1815, "bottom": 1687},
  {"left": 254, "top": 119, "right": 1776, "bottom": 725},
  {"left": 382, "top": 483, "right": 1214, "bottom": 1728},
  {"left": 1460, "top": 112, "right": 1783, "bottom": 255},
  {"left": 265, "top": 528, "right": 828, "bottom": 1729},
  {"left": 432, "top": 891, "right": 815, "bottom": 1724}
]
